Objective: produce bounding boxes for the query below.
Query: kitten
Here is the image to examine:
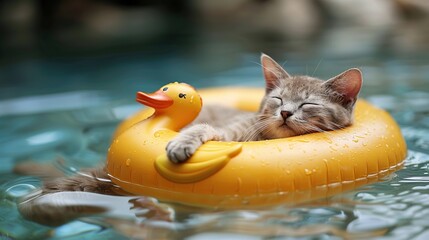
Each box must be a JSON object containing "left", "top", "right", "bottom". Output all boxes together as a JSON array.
[
  {"left": 166, "top": 54, "right": 362, "bottom": 163},
  {"left": 17, "top": 54, "right": 362, "bottom": 196}
]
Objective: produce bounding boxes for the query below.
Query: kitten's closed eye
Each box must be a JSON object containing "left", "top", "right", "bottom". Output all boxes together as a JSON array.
[
  {"left": 165, "top": 54, "right": 362, "bottom": 163},
  {"left": 266, "top": 96, "right": 283, "bottom": 108},
  {"left": 270, "top": 96, "right": 283, "bottom": 104},
  {"left": 299, "top": 102, "right": 321, "bottom": 108}
]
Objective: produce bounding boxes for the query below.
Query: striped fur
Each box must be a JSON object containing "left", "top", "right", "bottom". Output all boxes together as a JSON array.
[
  {"left": 166, "top": 54, "right": 362, "bottom": 163},
  {"left": 16, "top": 54, "right": 362, "bottom": 223}
]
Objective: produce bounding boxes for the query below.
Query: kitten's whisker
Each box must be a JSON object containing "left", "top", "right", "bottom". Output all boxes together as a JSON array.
[
  {"left": 263, "top": 123, "right": 279, "bottom": 138},
  {"left": 251, "top": 61, "right": 284, "bottom": 81},
  {"left": 240, "top": 121, "right": 264, "bottom": 141},
  {"left": 242, "top": 119, "right": 273, "bottom": 141},
  {"left": 289, "top": 119, "right": 337, "bottom": 139},
  {"left": 303, "top": 125, "right": 336, "bottom": 138},
  {"left": 280, "top": 60, "right": 288, "bottom": 69},
  {"left": 312, "top": 59, "right": 323, "bottom": 76},
  {"left": 247, "top": 118, "right": 276, "bottom": 139}
]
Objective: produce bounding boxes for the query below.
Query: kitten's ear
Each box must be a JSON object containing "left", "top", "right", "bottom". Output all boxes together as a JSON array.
[
  {"left": 324, "top": 68, "right": 363, "bottom": 106},
  {"left": 261, "top": 53, "right": 291, "bottom": 92}
]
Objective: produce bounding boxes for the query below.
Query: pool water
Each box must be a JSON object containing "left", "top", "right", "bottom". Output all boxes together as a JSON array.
[{"left": 1, "top": 54, "right": 429, "bottom": 239}]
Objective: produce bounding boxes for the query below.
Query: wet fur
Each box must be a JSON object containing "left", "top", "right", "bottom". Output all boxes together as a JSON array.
[{"left": 41, "top": 167, "right": 125, "bottom": 195}]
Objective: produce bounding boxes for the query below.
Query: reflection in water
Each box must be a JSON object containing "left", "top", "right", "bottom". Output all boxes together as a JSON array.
[
  {"left": 4, "top": 152, "right": 429, "bottom": 239},
  {"left": 18, "top": 191, "right": 174, "bottom": 226},
  {"left": 1, "top": 58, "right": 429, "bottom": 239}
]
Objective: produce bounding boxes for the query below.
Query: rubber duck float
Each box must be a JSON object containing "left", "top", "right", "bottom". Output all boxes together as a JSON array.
[{"left": 106, "top": 82, "right": 407, "bottom": 208}]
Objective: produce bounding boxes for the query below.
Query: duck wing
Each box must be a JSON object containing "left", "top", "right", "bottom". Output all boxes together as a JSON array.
[{"left": 155, "top": 142, "right": 242, "bottom": 183}]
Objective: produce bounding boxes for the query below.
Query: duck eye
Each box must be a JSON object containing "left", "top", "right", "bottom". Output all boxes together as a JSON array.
[
  {"left": 162, "top": 87, "right": 168, "bottom": 91},
  {"left": 179, "top": 93, "right": 186, "bottom": 99}
]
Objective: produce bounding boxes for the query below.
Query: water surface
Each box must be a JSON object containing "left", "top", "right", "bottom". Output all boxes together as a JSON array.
[{"left": 1, "top": 54, "right": 429, "bottom": 239}]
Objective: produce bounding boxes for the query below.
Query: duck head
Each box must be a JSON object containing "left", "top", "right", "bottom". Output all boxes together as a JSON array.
[{"left": 136, "top": 82, "right": 203, "bottom": 129}]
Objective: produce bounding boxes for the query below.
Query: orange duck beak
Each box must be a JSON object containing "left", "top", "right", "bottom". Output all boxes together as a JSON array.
[{"left": 136, "top": 90, "right": 173, "bottom": 109}]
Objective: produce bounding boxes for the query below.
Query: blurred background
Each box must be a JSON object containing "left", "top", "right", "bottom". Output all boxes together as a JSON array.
[{"left": 1, "top": 0, "right": 428, "bottom": 102}]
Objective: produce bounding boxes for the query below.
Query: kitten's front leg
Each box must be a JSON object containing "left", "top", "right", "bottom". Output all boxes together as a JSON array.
[{"left": 166, "top": 124, "right": 224, "bottom": 163}]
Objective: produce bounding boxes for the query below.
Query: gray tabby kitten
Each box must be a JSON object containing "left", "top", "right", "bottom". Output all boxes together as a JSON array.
[
  {"left": 17, "top": 54, "right": 362, "bottom": 194},
  {"left": 17, "top": 54, "right": 362, "bottom": 224},
  {"left": 166, "top": 54, "right": 362, "bottom": 163}
]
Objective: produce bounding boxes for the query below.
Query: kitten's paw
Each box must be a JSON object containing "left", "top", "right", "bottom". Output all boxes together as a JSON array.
[
  {"left": 166, "top": 139, "right": 200, "bottom": 163},
  {"left": 166, "top": 124, "right": 222, "bottom": 163}
]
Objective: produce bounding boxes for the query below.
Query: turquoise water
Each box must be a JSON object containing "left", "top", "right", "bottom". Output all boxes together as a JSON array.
[{"left": 1, "top": 54, "right": 429, "bottom": 239}]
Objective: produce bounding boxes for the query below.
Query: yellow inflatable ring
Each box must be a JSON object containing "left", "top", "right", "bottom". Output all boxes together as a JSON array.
[{"left": 107, "top": 83, "right": 407, "bottom": 208}]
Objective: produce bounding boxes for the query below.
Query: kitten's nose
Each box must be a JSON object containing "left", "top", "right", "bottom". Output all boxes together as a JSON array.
[{"left": 281, "top": 110, "right": 293, "bottom": 120}]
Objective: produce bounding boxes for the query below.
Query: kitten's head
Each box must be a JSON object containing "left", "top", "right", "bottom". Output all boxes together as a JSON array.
[{"left": 258, "top": 54, "right": 362, "bottom": 139}]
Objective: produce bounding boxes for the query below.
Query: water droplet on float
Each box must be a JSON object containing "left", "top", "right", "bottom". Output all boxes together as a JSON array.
[
  {"left": 154, "top": 132, "right": 161, "bottom": 138},
  {"left": 305, "top": 169, "right": 312, "bottom": 175},
  {"left": 126, "top": 158, "right": 131, "bottom": 166}
]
